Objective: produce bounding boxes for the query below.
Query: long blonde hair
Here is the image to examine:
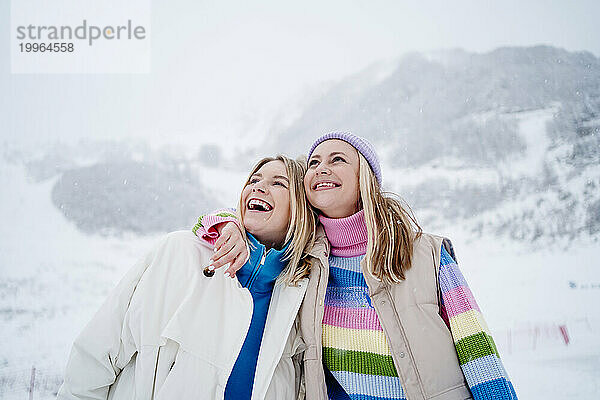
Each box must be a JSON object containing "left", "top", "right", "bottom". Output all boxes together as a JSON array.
[
  {"left": 359, "top": 154, "right": 422, "bottom": 283},
  {"left": 238, "top": 155, "right": 316, "bottom": 285}
]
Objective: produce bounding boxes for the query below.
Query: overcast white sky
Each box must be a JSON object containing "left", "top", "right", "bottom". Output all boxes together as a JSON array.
[{"left": 1, "top": 0, "right": 599, "bottom": 149}]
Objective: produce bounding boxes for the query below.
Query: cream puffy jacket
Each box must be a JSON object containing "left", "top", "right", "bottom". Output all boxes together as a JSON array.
[{"left": 58, "top": 231, "right": 308, "bottom": 400}]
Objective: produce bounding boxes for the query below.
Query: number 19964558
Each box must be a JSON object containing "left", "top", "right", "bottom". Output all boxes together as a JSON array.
[{"left": 19, "top": 42, "right": 74, "bottom": 52}]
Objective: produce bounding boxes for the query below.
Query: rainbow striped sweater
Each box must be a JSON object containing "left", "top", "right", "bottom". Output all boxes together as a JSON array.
[{"left": 319, "top": 210, "right": 517, "bottom": 400}]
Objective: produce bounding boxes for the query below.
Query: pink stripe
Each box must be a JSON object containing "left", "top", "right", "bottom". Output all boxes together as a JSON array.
[
  {"left": 201, "top": 214, "right": 240, "bottom": 231},
  {"left": 442, "top": 285, "right": 480, "bottom": 319},
  {"left": 322, "top": 305, "right": 384, "bottom": 331},
  {"left": 196, "top": 212, "right": 241, "bottom": 246},
  {"left": 330, "top": 243, "right": 367, "bottom": 257}
]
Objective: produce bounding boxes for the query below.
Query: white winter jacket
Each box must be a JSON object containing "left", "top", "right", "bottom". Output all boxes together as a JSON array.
[{"left": 58, "top": 231, "right": 308, "bottom": 400}]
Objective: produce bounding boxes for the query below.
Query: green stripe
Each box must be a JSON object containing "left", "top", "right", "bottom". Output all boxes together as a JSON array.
[
  {"left": 323, "top": 347, "right": 398, "bottom": 377},
  {"left": 192, "top": 212, "right": 237, "bottom": 235},
  {"left": 216, "top": 212, "right": 237, "bottom": 219},
  {"left": 455, "top": 332, "right": 499, "bottom": 365},
  {"left": 191, "top": 215, "right": 204, "bottom": 235}
]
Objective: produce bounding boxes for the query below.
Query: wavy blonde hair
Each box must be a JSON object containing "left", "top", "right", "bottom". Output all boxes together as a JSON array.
[
  {"left": 238, "top": 155, "right": 317, "bottom": 285},
  {"left": 359, "top": 154, "right": 422, "bottom": 283}
]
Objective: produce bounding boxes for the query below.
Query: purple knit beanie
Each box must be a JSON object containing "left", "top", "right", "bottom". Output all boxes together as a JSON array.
[{"left": 307, "top": 132, "right": 382, "bottom": 185}]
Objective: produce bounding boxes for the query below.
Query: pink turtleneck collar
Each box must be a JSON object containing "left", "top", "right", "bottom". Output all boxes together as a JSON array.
[{"left": 318, "top": 209, "right": 368, "bottom": 257}]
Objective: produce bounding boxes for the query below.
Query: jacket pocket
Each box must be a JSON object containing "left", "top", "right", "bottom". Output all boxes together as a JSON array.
[
  {"left": 265, "top": 352, "right": 302, "bottom": 400},
  {"left": 152, "top": 340, "right": 179, "bottom": 397},
  {"left": 303, "top": 344, "right": 320, "bottom": 361},
  {"left": 107, "top": 354, "right": 137, "bottom": 400},
  {"left": 155, "top": 349, "right": 224, "bottom": 400},
  {"left": 428, "top": 382, "right": 472, "bottom": 400}
]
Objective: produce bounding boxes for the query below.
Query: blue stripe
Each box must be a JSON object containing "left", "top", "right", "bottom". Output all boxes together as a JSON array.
[
  {"left": 328, "top": 266, "right": 368, "bottom": 289},
  {"left": 438, "top": 258, "right": 467, "bottom": 293},
  {"left": 329, "top": 254, "right": 364, "bottom": 272},
  {"left": 461, "top": 354, "right": 510, "bottom": 388},
  {"left": 331, "top": 370, "right": 405, "bottom": 399},
  {"left": 440, "top": 246, "right": 456, "bottom": 266},
  {"left": 326, "top": 366, "right": 352, "bottom": 400},
  {"left": 325, "top": 286, "right": 372, "bottom": 308},
  {"left": 347, "top": 395, "right": 405, "bottom": 400},
  {"left": 470, "top": 378, "right": 517, "bottom": 400}
]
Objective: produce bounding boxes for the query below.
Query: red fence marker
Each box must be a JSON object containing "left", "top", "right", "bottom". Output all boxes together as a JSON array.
[{"left": 559, "top": 325, "right": 570, "bottom": 346}]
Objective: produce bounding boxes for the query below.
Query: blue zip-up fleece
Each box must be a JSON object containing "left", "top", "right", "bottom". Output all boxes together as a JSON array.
[{"left": 224, "top": 233, "right": 290, "bottom": 400}]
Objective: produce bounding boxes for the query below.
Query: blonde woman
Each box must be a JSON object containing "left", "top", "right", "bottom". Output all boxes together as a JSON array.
[
  {"left": 200, "top": 133, "right": 517, "bottom": 400},
  {"left": 58, "top": 155, "right": 316, "bottom": 400}
]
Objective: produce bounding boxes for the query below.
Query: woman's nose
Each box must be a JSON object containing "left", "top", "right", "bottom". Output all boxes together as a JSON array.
[
  {"left": 315, "top": 163, "right": 331, "bottom": 175},
  {"left": 252, "top": 183, "right": 267, "bottom": 193}
]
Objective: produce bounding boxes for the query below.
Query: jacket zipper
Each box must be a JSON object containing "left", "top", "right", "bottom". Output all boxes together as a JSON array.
[
  {"left": 247, "top": 248, "right": 268, "bottom": 289},
  {"left": 222, "top": 291, "right": 254, "bottom": 399}
]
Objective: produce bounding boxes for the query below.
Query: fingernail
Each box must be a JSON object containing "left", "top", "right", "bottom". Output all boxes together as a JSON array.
[
  {"left": 224, "top": 271, "right": 230, "bottom": 278},
  {"left": 208, "top": 264, "right": 215, "bottom": 271},
  {"left": 213, "top": 248, "right": 217, "bottom": 252}
]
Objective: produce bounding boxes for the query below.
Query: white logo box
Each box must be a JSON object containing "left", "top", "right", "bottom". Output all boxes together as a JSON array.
[{"left": 11, "top": 0, "right": 151, "bottom": 74}]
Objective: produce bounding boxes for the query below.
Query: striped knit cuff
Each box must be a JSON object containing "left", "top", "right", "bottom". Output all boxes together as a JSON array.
[{"left": 192, "top": 208, "right": 240, "bottom": 245}]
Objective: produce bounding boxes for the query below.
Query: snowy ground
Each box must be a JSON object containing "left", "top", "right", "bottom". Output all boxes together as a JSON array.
[{"left": 1, "top": 159, "right": 599, "bottom": 399}]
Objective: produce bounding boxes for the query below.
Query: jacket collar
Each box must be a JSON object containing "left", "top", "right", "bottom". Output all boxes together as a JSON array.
[
  {"left": 307, "top": 225, "right": 330, "bottom": 260},
  {"left": 236, "top": 232, "right": 291, "bottom": 292}
]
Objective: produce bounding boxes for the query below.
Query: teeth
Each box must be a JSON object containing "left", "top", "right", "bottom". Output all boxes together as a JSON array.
[
  {"left": 248, "top": 199, "right": 272, "bottom": 211},
  {"left": 316, "top": 182, "right": 337, "bottom": 189}
]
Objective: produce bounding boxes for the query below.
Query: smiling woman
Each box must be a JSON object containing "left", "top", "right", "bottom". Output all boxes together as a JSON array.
[{"left": 57, "top": 154, "right": 318, "bottom": 400}]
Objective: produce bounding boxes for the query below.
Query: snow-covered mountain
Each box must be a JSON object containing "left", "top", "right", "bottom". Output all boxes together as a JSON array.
[{"left": 273, "top": 45, "right": 600, "bottom": 245}]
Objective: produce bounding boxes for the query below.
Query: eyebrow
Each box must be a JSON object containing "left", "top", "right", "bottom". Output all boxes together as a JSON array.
[
  {"left": 273, "top": 175, "right": 289, "bottom": 182},
  {"left": 309, "top": 151, "right": 347, "bottom": 160},
  {"left": 251, "top": 173, "right": 289, "bottom": 182}
]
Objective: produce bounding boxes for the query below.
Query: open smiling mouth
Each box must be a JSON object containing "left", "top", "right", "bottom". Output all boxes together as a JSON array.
[
  {"left": 247, "top": 198, "right": 273, "bottom": 212},
  {"left": 313, "top": 182, "right": 341, "bottom": 190}
]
